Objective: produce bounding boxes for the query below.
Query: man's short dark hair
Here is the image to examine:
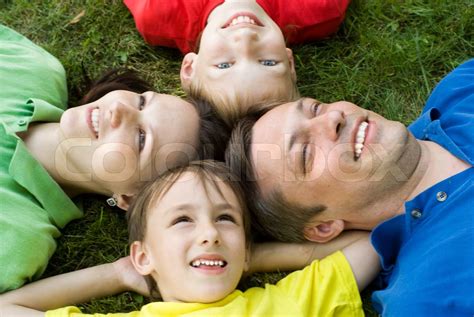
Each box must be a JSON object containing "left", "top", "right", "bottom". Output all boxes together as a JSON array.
[{"left": 226, "top": 112, "right": 326, "bottom": 242}]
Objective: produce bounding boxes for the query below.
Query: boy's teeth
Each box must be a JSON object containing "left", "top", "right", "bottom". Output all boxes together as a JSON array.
[
  {"left": 230, "top": 15, "right": 256, "bottom": 26},
  {"left": 191, "top": 259, "right": 225, "bottom": 267},
  {"left": 354, "top": 121, "right": 368, "bottom": 158}
]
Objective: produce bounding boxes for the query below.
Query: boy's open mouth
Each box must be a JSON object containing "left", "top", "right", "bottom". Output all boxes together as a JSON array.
[
  {"left": 222, "top": 12, "right": 263, "bottom": 28},
  {"left": 190, "top": 259, "right": 228, "bottom": 268}
]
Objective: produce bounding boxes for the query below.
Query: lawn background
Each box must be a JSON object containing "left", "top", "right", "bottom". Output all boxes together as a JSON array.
[{"left": 1, "top": 0, "right": 472, "bottom": 315}]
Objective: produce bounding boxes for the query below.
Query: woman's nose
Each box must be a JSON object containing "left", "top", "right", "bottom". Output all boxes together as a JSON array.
[{"left": 110, "top": 102, "right": 134, "bottom": 129}]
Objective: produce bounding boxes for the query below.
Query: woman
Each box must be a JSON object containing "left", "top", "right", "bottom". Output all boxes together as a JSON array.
[{"left": 0, "top": 24, "right": 224, "bottom": 293}]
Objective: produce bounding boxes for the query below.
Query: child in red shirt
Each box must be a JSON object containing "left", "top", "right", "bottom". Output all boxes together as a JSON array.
[{"left": 124, "top": 0, "right": 350, "bottom": 124}]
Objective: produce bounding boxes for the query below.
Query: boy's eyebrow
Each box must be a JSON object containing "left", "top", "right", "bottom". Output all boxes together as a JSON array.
[{"left": 164, "top": 203, "right": 240, "bottom": 215}]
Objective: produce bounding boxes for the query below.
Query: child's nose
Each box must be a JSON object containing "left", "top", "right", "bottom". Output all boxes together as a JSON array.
[
  {"left": 199, "top": 222, "right": 220, "bottom": 246},
  {"left": 232, "top": 28, "right": 259, "bottom": 44}
]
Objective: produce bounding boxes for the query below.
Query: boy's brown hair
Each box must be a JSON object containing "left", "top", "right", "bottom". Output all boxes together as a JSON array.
[{"left": 127, "top": 160, "right": 251, "bottom": 299}]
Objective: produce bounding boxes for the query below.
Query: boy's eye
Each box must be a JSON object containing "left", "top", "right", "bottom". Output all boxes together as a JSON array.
[
  {"left": 138, "top": 95, "right": 146, "bottom": 110},
  {"left": 172, "top": 216, "right": 191, "bottom": 225},
  {"left": 216, "top": 62, "right": 232, "bottom": 69},
  {"left": 260, "top": 59, "right": 277, "bottom": 66},
  {"left": 217, "top": 214, "right": 236, "bottom": 223},
  {"left": 138, "top": 128, "right": 146, "bottom": 152}
]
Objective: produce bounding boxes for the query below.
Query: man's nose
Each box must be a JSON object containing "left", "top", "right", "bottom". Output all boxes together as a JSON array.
[{"left": 310, "top": 110, "right": 346, "bottom": 142}]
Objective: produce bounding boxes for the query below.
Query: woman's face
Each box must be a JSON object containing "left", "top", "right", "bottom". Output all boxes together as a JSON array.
[{"left": 58, "top": 90, "right": 199, "bottom": 196}]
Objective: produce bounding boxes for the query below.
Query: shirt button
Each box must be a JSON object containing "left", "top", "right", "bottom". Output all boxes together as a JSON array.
[
  {"left": 436, "top": 191, "right": 447, "bottom": 202},
  {"left": 17, "top": 119, "right": 27, "bottom": 126},
  {"left": 411, "top": 209, "right": 422, "bottom": 219}
]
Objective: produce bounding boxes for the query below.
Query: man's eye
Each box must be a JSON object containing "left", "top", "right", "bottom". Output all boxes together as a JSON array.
[
  {"left": 172, "top": 216, "right": 191, "bottom": 225},
  {"left": 302, "top": 144, "right": 308, "bottom": 174},
  {"left": 217, "top": 214, "right": 236, "bottom": 223},
  {"left": 260, "top": 60, "right": 277, "bottom": 66},
  {"left": 138, "top": 128, "right": 146, "bottom": 152},
  {"left": 311, "top": 101, "right": 321, "bottom": 116},
  {"left": 216, "top": 62, "right": 232, "bottom": 69},
  {"left": 138, "top": 95, "right": 146, "bottom": 110}
]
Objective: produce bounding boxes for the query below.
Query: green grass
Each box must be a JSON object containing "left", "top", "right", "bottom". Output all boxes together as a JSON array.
[{"left": 1, "top": 0, "right": 472, "bottom": 315}]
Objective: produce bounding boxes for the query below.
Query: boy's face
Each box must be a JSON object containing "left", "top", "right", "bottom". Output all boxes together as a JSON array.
[
  {"left": 133, "top": 172, "right": 249, "bottom": 303},
  {"left": 180, "top": 0, "right": 296, "bottom": 116}
]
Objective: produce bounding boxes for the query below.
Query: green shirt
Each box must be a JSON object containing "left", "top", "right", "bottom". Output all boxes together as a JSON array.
[{"left": 0, "top": 24, "right": 83, "bottom": 292}]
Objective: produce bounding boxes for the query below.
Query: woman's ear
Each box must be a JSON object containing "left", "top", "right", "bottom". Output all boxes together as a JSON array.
[
  {"left": 243, "top": 246, "right": 251, "bottom": 273},
  {"left": 130, "top": 241, "right": 154, "bottom": 276},
  {"left": 303, "top": 219, "right": 345, "bottom": 243},
  {"left": 286, "top": 48, "right": 297, "bottom": 82},
  {"left": 116, "top": 194, "right": 134, "bottom": 211},
  {"left": 180, "top": 52, "right": 198, "bottom": 91}
]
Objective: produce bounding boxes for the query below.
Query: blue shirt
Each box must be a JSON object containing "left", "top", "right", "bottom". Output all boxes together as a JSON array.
[{"left": 371, "top": 59, "right": 474, "bottom": 316}]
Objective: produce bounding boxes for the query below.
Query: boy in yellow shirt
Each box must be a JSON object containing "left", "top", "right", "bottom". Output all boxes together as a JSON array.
[{"left": 0, "top": 161, "right": 379, "bottom": 316}]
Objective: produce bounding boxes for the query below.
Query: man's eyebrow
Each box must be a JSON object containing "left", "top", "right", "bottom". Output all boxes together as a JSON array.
[{"left": 287, "top": 98, "right": 305, "bottom": 152}]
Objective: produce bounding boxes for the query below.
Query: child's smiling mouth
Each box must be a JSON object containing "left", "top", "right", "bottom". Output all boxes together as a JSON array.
[{"left": 222, "top": 12, "right": 263, "bottom": 28}]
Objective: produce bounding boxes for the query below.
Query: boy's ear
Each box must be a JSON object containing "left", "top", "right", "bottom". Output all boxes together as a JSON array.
[
  {"left": 115, "top": 194, "right": 134, "bottom": 211},
  {"left": 130, "top": 241, "right": 154, "bottom": 276},
  {"left": 286, "top": 48, "right": 297, "bottom": 82},
  {"left": 303, "top": 219, "right": 345, "bottom": 243},
  {"left": 243, "top": 246, "right": 251, "bottom": 273},
  {"left": 180, "top": 52, "right": 198, "bottom": 91}
]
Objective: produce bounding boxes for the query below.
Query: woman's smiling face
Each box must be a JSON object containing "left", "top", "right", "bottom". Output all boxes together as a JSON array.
[{"left": 58, "top": 90, "right": 200, "bottom": 196}]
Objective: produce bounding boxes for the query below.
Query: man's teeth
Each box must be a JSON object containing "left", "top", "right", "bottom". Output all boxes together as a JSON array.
[
  {"left": 91, "top": 108, "right": 99, "bottom": 137},
  {"left": 355, "top": 121, "right": 368, "bottom": 158},
  {"left": 230, "top": 15, "right": 256, "bottom": 26},
  {"left": 191, "top": 260, "right": 225, "bottom": 267}
]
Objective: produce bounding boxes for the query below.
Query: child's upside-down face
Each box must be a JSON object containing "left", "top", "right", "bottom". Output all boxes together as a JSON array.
[
  {"left": 181, "top": 0, "right": 297, "bottom": 117},
  {"left": 133, "top": 172, "right": 249, "bottom": 303}
]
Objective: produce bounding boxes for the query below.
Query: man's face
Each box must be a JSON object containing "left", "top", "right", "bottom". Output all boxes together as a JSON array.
[{"left": 250, "top": 98, "right": 420, "bottom": 227}]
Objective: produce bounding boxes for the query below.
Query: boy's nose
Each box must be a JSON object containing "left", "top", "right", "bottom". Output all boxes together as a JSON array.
[
  {"left": 199, "top": 222, "right": 220, "bottom": 246},
  {"left": 232, "top": 28, "right": 259, "bottom": 47}
]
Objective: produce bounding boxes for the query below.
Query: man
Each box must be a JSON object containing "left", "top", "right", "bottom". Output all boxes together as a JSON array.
[{"left": 227, "top": 59, "right": 474, "bottom": 316}]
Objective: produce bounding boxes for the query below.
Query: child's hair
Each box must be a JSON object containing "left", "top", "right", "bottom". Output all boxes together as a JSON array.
[
  {"left": 189, "top": 76, "right": 299, "bottom": 128},
  {"left": 126, "top": 160, "right": 252, "bottom": 299}
]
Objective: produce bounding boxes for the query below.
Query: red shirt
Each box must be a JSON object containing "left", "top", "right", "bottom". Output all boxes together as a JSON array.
[{"left": 124, "top": 0, "right": 350, "bottom": 54}]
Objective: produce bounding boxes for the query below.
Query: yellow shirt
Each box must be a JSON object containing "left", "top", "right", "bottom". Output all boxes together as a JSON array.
[{"left": 46, "top": 251, "right": 362, "bottom": 317}]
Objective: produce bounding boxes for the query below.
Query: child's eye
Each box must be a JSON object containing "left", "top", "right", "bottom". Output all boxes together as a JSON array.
[
  {"left": 260, "top": 59, "right": 277, "bottom": 66},
  {"left": 138, "top": 95, "right": 146, "bottom": 110},
  {"left": 138, "top": 128, "right": 146, "bottom": 152},
  {"left": 217, "top": 214, "right": 236, "bottom": 223},
  {"left": 172, "top": 216, "right": 191, "bottom": 225},
  {"left": 216, "top": 62, "right": 233, "bottom": 69}
]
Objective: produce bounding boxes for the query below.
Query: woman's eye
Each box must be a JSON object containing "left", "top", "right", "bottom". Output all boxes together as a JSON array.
[
  {"left": 217, "top": 214, "right": 236, "bottom": 223},
  {"left": 139, "top": 95, "right": 146, "bottom": 110},
  {"left": 138, "top": 128, "right": 146, "bottom": 152},
  {"left": 172, "top": 216, "right": 191, "bottom": 225},
  {"left": 260, "top": 60, "right": 277, "bottom": 66},
  {"left": 216, "top": 62, "right": 232, "bottom": 69}
]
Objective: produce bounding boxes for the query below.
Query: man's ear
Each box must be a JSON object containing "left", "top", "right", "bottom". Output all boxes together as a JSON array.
[
  {"left": 286, "top": 48, "right": 297, "bottom": 82},
  {"left": 180, "top": 52, "right": 198, "bottom": 91},
  {"left": 303, "top": 219, "right": 345, "bottom": 243},
  {"left": 130, "top": 241, "right": 154, "bottom": 276},
  {"left": 116, "top": 194, "right": 134, "bottom": 211}
]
